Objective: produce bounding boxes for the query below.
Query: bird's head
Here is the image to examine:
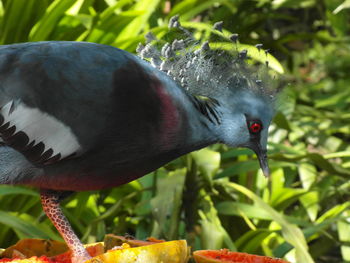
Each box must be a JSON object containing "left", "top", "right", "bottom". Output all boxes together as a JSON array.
[
  {"left": 137, "top": 16, "right": 280, "bottom": 177},
  {"left": 215, "top": 88, "right": 274, "bottom": 177}
]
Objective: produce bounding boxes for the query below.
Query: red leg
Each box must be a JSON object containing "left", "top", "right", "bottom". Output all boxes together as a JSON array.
[{"left": 40, "top": 190, "right": 91, "bottom": 263}]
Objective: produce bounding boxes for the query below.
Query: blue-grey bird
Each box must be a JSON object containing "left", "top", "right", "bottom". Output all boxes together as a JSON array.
[{"left": 0, "top": 19, "right": 276, "bottom": 263}]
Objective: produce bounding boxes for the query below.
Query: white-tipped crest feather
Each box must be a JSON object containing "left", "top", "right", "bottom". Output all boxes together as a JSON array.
[{"left": 137, "top": 16, "right": 279, "bottom": 105}]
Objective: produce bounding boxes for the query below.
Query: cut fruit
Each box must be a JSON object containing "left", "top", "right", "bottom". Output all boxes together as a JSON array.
[
  {"left": 0, "top": 240, "right": 104, "bottom": 263},
  {"left": 103, "top": 234, "right": 164, "bottom": 250},
  {"left": 0, "top": 238, "right": 189, "bottom": 263},
  {"left": 86, "top": 240, "right": 189, "bottom": 263},
  {"left": 0, "top": 256, "right": 53, "bottom": 263},
  {"left": 1, "top": 239, "right": 68, "bottom": 258},
  {"left": 51, "top": 243, "right": 104, "bottom": 263},
  {"left": 193, "top": 249, "right": 290, "bottom": 263}
]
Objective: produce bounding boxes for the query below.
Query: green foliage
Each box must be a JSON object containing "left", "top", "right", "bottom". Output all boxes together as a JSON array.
[{"left": 0, "top": 0, "right": 349, "bottom": 262}]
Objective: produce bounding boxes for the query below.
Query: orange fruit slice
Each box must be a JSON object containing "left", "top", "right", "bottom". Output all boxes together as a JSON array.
[
  {"left": 1, "top": 239, "right": 68, "bottom": 259},
  {"left": 0, "top": 255, "right": 52, "bottom": 263},
  {"left": 0, "top": 240, "right": 104, "bottom": 263}
]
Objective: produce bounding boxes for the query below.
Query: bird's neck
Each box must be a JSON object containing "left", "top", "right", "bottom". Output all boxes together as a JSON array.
[
  {"left": 182, "top": 94, "right": 222, "bottom": 148},
  {"left": 156, "top": 73, "right": 222, "bottom": 155}
]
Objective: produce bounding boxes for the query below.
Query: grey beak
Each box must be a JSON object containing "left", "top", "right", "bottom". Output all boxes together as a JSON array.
[{"left": 251, "top": 145, "right": 270, "bottom": 178}]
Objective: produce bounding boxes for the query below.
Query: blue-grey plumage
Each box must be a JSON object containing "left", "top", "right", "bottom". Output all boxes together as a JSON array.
[
  {"left": 0, "top": 40, "right": 275, "bottom": 262},
  {"left": 0, "top": 41, "right": 217, "bottom": 190}
]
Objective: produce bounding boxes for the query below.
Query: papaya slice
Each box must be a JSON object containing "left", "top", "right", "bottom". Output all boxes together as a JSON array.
[
  {"left": 51, "top": 243, "right": 104, "bottom": 263},
  {"left": 86, "top": 240, "right": 189, "bottom": 263},
  {"left": 193, "top": 249, "right": 290, "bottom": 263},
  {"left": 0, "top": 255, "right": 53, "bottom": 263}
]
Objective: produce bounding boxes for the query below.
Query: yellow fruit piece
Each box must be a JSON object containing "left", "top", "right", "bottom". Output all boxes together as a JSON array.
[
  {"left": 103, "top": 234, "right": 164, "bottom": 250},
  {"left": 86, "top": 240, "right": 189, "bottom": 263}
]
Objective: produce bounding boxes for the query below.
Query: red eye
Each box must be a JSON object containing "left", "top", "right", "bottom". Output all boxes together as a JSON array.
[{"left": 249, "top": 122, "right": 262, "bottom": 133}]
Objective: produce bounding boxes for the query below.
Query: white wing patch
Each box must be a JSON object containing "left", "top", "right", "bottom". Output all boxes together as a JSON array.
[{"left": 0, "top": 101, "right": 81, "bottom": 161}]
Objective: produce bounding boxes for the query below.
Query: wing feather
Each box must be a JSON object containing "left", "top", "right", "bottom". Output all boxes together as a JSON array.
[{"left": 0, "top": 100, "right": 81, "bottom": 165}]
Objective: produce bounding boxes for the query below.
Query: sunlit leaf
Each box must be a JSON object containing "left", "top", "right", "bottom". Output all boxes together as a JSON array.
[
  {"left": 333, "top": 0, "right": 350, "bottom": 13},
  {"left": 223, "top": 182, "right": 314, "bottom": 263},
  {"left": 337, "top": 211, "right": 350, "bottom": 261},
  {"left": 29, "top": 0, "right": 76, "bottom": 41},
  {"left": 0, "top": 211, "right": 53, "bottom": 239},
  {"left": 300, "top": 191, "right": 319, "bottom": 222},
  {"left": 150, "top": 168, "right": 186, "bottom": 240}
]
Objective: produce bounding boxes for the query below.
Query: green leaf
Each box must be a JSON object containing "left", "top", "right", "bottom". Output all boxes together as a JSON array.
[
  {"left": 150, "top": 168, "right": 186, "bottom": 240},
  {"left": 272, "top": 0, "right": 316, "bottom": 9},
  {"left": 0, "top": 0, "right": 46, "bottom": 44},
  {"left": 300, "top": 191, "right": 319, "bottom": 222},
  {"left": 191, "top": 148, "right": 220, "bottom": 187},
  {"left": 224, "top": 182, "right": 314, "bottom": 263},
  {"left": 333, "top": 0, "right": 350, "bottom": 13},
  {"left": 298, "top": 163, "right": 317, "bottom": 190},
  {"left": 236, "top": 229, "right": 273, "bottom": 253},
  {"left": 30, "top": 0, "right": 76, "bottom": 41},
  {"left": 170, "top": 0, "right": 233, "bottom": 21},
  {"left": 0, "top": 211, "right": 53, "bottom": 239},
  {"left": 115, "top": 0, "right": 161, "bottom": 48},
  {"left": 199, "top": 194, "right": 236, "bottom": 251},
  {"left": 316, "top": 202, "right": 350, "bottom": 224},
  {"left": 273, "top": 111, "right": 292, "bottom": 130},
  {"left": 217, "top": 201, "right": 274, "bottom": 221},
  {"left": 307, "top": 153, "right": 350, "bottom": 177},
  {"left": 0, "top": 185, "right": 38, "bottom": 196},
  {"left": 338, "top": 211, "right": 350, "bottom": 261}
]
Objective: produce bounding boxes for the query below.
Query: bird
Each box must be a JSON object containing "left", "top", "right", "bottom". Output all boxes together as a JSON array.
[{"left": 0, "top": 18, "right": 277, "bottom": 263}]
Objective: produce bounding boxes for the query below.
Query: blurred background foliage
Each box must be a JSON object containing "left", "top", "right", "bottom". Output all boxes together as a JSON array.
[{"left": 0, "top": 0, "right": 349, "bottom": 262}]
